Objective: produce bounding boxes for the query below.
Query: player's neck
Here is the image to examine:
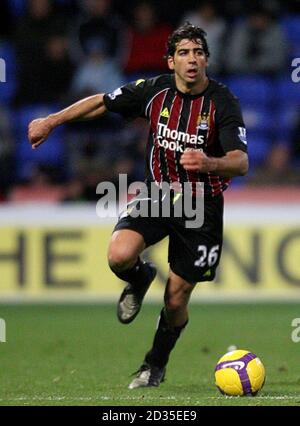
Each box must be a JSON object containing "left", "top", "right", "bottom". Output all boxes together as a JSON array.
[{"left": 175, "top": 75, "right": 209, "bottom": 95}]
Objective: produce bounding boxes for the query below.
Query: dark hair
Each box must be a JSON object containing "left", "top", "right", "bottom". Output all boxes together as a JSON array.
[{"left": 166, "top": 22, "right": 210, "bottom": 57}]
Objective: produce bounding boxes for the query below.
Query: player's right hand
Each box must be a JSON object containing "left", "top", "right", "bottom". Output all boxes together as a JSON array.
[{"left": 28, "top": 117, "right": 54, "bottom": 149}]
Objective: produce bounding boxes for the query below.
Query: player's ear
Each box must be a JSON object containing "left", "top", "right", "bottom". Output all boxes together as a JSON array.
[{"left": 167, "top": 56, "right": 175, "bottom": 70}]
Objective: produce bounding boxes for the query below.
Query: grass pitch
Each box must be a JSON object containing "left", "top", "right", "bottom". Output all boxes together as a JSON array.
[{"left": 0, "top": 302, "right": 299, "bottom": 406}]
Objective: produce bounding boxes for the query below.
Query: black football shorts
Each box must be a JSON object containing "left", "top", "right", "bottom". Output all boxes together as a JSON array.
[{"left": 113, "top": 192, "right": 224, "bottom": 284}]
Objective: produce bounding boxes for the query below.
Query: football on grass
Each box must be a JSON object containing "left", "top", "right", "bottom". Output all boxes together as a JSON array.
[{"left": 215, "top": 349, "right": 265, "bottom": 396}]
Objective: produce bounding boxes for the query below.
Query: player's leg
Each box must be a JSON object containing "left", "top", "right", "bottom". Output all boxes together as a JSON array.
[
  {"left": 108, "top": 229, "right": 157, "bottom": 324},
  {"left": 138, "top": 194, "right": 223, "bottom": 382},
  {"left": 128, "top": 270, "right": 195, "bottom": 389},
  {"left": 108, "top": 229, "right": 146, "bottom": 274},
  {"left": 145, "top": 271, "right": 194, "bottom": 367},
  {"left": 108, "top": 209, "right": 169, "bottom": 324},
  {"left": 163, "top": 269, "right": 194, "bottom": 327},
  {"left": 128, "top": 194, "right": 224, "bottom": 388}
]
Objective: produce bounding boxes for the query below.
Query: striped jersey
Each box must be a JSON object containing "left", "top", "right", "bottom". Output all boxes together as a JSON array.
[{"left": 103, "top": 74, "right": 247, "bottom": 197}]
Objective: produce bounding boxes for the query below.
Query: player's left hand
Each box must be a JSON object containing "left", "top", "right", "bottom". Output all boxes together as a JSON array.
[{"left": 180, "top": 149, "right": 214, "bottom": 172}]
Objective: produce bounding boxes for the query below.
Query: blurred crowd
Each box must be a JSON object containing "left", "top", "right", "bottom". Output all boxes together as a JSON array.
[{"left": 0, "top": 0, "right": 300, "bottom": 203}]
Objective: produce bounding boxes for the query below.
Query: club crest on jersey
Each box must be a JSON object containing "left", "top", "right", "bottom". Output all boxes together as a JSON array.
[{"left": 197, "top": 112, "right": 210, "bottom": 130}]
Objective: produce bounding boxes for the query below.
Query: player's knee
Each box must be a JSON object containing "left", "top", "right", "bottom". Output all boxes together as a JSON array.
[
  {"left": 107, "top": 248, "right": 136, "bottom": 273},
  {"left": 164, "top": 292, "right": 188, "bottom": 312},
  {"left": 165, "top": 297, "right": 182, "bottom": 312}
]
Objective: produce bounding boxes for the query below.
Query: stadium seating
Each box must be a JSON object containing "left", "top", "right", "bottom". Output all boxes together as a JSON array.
[
  {"left": 273, "top": 76, "right": 300, "bottom": 142},
  {"left": 276, "top": 76, "right": 300, "bottom": 106},
  {"left": 8, "top": 0, "right": 27, "bottom": 18},
  {"left": 14, "top": 104, "right": 66, "bottom": 180},
  {"left": 242, "top": 106, "right": 273, "bottom": 134},
  {"left": 2, "top": 6, "right": 300, "bottom": 189},
  {"left": 225, "top": 76, "right": 273, "bottom": 107},
  {"left": 0, "top": 42, "right": 17, "bottom": 105},
  {"left": 246, "top": 131, "right": 272, "bottom": 166},
  {"left": 225, "top": 77, "right": 276, "bottom": 169},
  {"left": 281, "top": 15, "right": 300, "bottom": 58}
]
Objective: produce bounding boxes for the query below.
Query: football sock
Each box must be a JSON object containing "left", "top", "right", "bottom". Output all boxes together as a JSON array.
[
  {"left": 144, "top": 308, "right": 188, "bottom": 369},
  {"left": 110, "top": 257, "right": 152, "bottom": 286}
]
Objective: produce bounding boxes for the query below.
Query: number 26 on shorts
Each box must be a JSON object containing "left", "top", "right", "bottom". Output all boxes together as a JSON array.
[{"left": 194, "top": 245, "right": 220, "bottom": 268}]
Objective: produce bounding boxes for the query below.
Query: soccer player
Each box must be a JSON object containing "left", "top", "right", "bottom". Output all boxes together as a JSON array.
[{"left": 28, "top": 23, "right": 248, "bottom": 389}]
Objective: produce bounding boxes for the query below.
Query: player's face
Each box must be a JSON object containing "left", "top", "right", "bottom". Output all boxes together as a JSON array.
[{"left": 168, "top": 39, "right": 208, "bottom": 92}]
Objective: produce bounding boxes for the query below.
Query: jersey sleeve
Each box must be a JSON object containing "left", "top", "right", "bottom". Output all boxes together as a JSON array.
[
  {"left": 103, "top": 79, "right": 148, "bottom": 121},
  {"left": 215, "top": 90, "right": 248, "bottom": 153}
]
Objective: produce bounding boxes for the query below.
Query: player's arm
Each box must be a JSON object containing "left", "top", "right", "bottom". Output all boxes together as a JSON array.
[
  {"left": 28, "top": 94, "right": 106, "bottom": 149},
  {"left": 180, "top": 149, "right": 249, "bottom": 177}
]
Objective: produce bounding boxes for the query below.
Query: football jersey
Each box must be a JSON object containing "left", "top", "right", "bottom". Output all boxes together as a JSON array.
[{"left": 103, "top": 74, "right": 247, "bottom": 197}]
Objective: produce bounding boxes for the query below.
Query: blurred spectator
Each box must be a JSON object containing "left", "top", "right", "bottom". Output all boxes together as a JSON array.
[
  {"left": 247, "top": 110, "right": 300, "bottom": 186},
  {"left": 255, "top": 144, "right": 292, "bottom": 184},
  {"left": 41, "top": 34, "right": 75, "bottom": 103},
  {"left": 282, "top": 0, "right": 300, "bottom": 13},
  {"left": 64, "top": 158, "right": 116, "bottom": 202},
  {"left": 181, "top": 1, "right": 227, "bottom": 75},
  {"left": 71, "top": 38, "right": 123, "bottom": 98},
  {"left": 63, "top": 178, "right": 85, "bottom": 202},
  {"left": 246, "top": 142, "right": 300, "bottom": 186},
  {"left": 225, "top": 6, "right": 287, "bottom": 75},
  {"left": 64, "top": 119, "right": 149, "bottom": 202},
  {"left": 290, "top": 114, "right": 300, "bottom": 167},
  {"left": 8, "top": 164, "right": 66, "bottom": 203},
  {"left": 123, "top": 1, "right": 172, "bottom": 77},
  {"left": 77, "top": 0, "right": 127, "bottom": 66},
  {"left": 113, "top": 119, "right": 150, "bottom": 182},
  {"left": 65, "top": 128, "right": 120, "bottom": 180},
  {"left": 1, "top": 0, "right": 300, "bottom": 201},
  {"left": 0, "top": 106, "right": 14, "bottom": 200},
  {"left": 0, "top": 0, "right": 13, "bottom": 41},
  {"left": 14, "top": 0, "right": 72, "bottom": 105},
  {"left": 55, "top": 0, "right": 81, "bottom": 17}
]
